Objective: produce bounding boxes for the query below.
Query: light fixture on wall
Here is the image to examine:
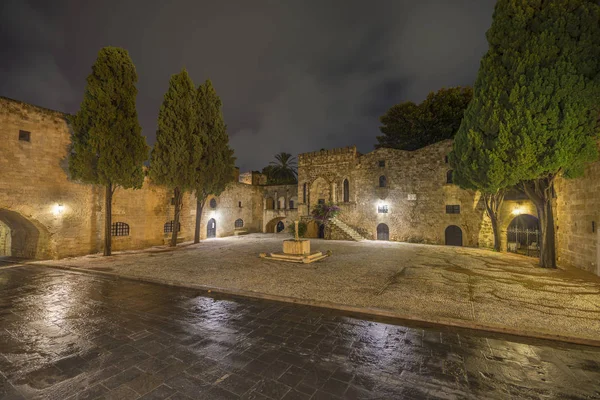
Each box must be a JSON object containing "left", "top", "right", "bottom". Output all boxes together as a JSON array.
[
  {"left": 512, "top": 207, "right": 523, "bottom": 216},
  {"left": 53, "top": 204, "right": 65, "bottom": 215}
]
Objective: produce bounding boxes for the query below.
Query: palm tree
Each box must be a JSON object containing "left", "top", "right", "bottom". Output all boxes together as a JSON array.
[{"left": 268, "top": 152, "right": 297, "bottom": 184}]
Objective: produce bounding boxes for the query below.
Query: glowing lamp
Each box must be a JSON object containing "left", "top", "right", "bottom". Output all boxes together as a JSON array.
[
  {"left": 53, "top": 204, "right": 65, "bottom": 215},
  {"left": 512, "top": 208, "right": 522, "bottom": 216}
]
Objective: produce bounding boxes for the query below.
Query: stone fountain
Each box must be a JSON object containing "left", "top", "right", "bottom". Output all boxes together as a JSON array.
[{"left": 260, "top": 221, "right": 330, "bottom": 263}]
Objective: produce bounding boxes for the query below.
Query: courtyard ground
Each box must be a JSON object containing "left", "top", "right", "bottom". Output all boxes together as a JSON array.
[
  {"left": 2, "top": 266, "right": 600, "bottom": 399},
  {"left": 33, "top": 234, "right": 600, "bottom": 345}
]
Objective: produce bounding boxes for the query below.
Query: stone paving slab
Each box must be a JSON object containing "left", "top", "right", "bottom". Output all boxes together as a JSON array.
[
  {"left": 32, "top": 234, "right": 600, "bottom": 345},
  {"left": 1, "top": 266, "right": 600, "bottom": 399}
]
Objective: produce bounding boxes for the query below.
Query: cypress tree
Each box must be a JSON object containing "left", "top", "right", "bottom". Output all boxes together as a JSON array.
[
  {"left": 193, "top": 80, "right": 235, "bottom": 243},
  {"left": 454, "top": 0, "right": 600, "bottom": 267},
  {"left": 69, "top": 47, "right": 148, "bottom": 256},
  {"left": 150, "top": 69, "right": 200, "bottom": 247}
]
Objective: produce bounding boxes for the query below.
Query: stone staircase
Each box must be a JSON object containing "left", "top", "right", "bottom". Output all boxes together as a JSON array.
[{"left": 330, "top": 217, "right": 366, "bottom": 242}]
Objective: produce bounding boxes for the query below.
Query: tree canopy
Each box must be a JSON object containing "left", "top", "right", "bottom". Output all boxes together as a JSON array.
[
  {"left": 262, "top": 152, "right": 297, "bottom": 184},
  {"left": 69, "top": 47, "right": 147, "bottom": 189},
  {"left": 376, "top": 87, "right": 473, "bottom": 151}
]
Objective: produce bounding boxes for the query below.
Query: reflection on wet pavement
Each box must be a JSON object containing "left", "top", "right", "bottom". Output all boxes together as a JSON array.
[{"left": 0, "top": 266, "right": 599, "bottom": 400}]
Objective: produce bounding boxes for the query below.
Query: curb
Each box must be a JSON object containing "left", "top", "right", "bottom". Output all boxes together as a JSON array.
[{"left": 27, "top": 262, "right": 600, "bottom": 348}]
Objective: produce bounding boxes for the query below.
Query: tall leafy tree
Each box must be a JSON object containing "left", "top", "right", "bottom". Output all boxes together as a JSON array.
[
  {"left": 193, "top": 80, "right": 236, "bottom": 243},
  {"left": 149, "top": 69, "right": 200, "bottom": 247},
  {"left": 462, "top": 0, "right": 600, "bottom": 268},
  {"left": 69, "top": 47, "right": 148, "bottom": 256},
  {"left": 376, "top": 87, "right": 473, "bottom": 150},
  {"left": 264, "top": 152, "right": 297, "bottom": 184}
]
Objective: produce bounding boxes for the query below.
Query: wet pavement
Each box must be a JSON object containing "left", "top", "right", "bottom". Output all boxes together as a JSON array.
[{"left": 0, "top": 266, "right": 599, "bottom": 400}]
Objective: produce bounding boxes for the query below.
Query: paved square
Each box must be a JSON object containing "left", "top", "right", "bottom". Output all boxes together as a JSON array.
[
  {"left": 1, "top": 265, "right": 599, "bottom": 399},
  {"left": 35, "top": 234, "right": 600, "bottom": 343}
]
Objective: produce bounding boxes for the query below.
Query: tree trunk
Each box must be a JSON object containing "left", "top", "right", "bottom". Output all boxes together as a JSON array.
[
  {"left": 522, "top": 177, "right": 557, "bottom": 268},
  {"left": 104, "top": 183, "right": 113, "bottom": 256},
  {"left": 483, "top": 190, "right": 505, "bottom": 252},
  {"left": 194, "top": 195, "right": 206, "bottom": 244},
  {"left": 171, "top": 187, "right": 183, "bottom": 247}
]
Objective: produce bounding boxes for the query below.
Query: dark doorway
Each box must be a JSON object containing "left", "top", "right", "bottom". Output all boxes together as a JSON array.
[
  {"left": 343, "top": 179, "right": 349, "bottom": 203},
  {"left": 507, "top": 214, "right": 540, "bottom": 257},
  {"left": 445, "top": 225, "right": 462, "bottom": 246},
  {"left": 377, "top": 223, "right": 389, "bottom": 241},
  {"left": 318, "top": 223, "right": 325, "bottom": 239},
  {"left": 207, "top": 218, "right": 216, "bottom": 238},
  {"left": 276, "top": 221, "right": 285, "bottom": 233}
]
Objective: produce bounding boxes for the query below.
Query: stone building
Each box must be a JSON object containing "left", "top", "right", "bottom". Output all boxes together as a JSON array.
[
  {"left": 1, "top": 96, "right": 598, "bottom": 277},
  {"left": 0, "top": 96, "right": 296, "bottom": 259}
]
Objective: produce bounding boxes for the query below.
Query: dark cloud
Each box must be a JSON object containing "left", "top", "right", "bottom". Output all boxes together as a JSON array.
[{"left": 0, "top": 0, "right": 496, "bottom": 171}]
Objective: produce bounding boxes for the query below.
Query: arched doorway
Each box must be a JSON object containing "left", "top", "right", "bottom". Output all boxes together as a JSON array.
[
  {"left": 318, "top": 223, "right": 325, "bottom": 239},
  {"left": 276, "top": 221, "right": 285, "bottom": 233},
  {"left": 207, "top": 218, "right": 216, "bottom": 238},
  {"left": 0, "top": 209, "right": 51, "bottom": 259},
  {"left": 507, "top": 214, "right": 540, "bottom": 257},
  {"left": 445, "top": 225, "right": 462, "bottom": 246},
  {"left": 377, "top": 223, "right": 389, "bottom": 241}
]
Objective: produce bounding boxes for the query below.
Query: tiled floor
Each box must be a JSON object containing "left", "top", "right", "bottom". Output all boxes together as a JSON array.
[{"left": 0, "top": 266, "right": 599, "bottom": 399}]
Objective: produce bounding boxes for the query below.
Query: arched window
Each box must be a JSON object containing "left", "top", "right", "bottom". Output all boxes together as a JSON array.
[
  {"left": 210, "top": 198, "right": 217, "bottom": 208},
  {"left": 446, "top": 170, "right": 454, "bottom": 184},
  {"left": 343, "top": 179, "right": 349, "bottom": 202},
  {"left": 303, "top": 183, "right": 307, "bottom": 203},
  {"left": 111, "top": 222, "right": 129, "bottom": 237},
  {"left": 164, "top": 221, "right": 181, "bottom": 233},
  {"left": 235, "top": 219, "right": 244, "bottom": 229},
  {"left": 379, "top": 176, "right": 387, "bottom": 188}
]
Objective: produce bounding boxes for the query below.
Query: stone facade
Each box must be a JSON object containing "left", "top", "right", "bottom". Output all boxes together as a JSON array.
[
  {"left": 0, "top": 97, "right": 295, "bottom": 259},
  {"left": 297, "top": 142, "right": 494, "bottom": 248}
]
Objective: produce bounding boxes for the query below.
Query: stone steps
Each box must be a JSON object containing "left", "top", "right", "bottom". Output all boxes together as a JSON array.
[{"left": 331, "top": 218, "right": 366, "bottom": 242}]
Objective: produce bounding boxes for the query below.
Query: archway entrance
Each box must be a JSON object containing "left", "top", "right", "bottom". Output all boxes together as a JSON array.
[
  {"left": 507, "top": 214, "right": 540, "bottom": 257},
  {"left": 207, "top": 218, "right": 216, "bottom": 238},
  {"left": 0, "top": 209, "right": 50, "bottom": 259},
  {"left": 445, "top": 225, "right": 462, "bottom": 246},
  {"left": 276, "top": 221, "right": 285, "bottom": 233},
  {"left": 377, "top": 224, "right": 389, "bottom": 241}
]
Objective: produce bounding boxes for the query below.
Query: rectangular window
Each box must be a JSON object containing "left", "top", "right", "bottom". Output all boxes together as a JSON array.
[
  {"left": 407, "top": 193, "right": 417, "bottom": 201},
  {"left": 446, "top": 205, "right": 460, "bottom": 214},
  {"left": 238, "top": 201, "right": 242, "bottom": 208},
  {"left": 378, "top": 160, "right": 385, "bottom": 167},
  {"left": 378, "top": 205, "right": 388, "bottom": 213},
  {"left": 19, "top": 130, "right": 31, "bottom": 142}
]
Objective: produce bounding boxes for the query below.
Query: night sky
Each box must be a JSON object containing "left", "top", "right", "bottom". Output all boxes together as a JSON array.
[{"left": 1, "top": 0, "right": 496, "bottom": 171}]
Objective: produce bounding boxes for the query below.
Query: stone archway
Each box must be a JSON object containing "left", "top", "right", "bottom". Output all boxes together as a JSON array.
[
  {"left": 0, "top": 209, "right": 51, "bottom": 259},
  {"left": 377, "top": 223, "right": 389, "bottom": 241},
  {"left": 507, "top": 214, "right": 540, "bottom": 257},
  {"left": 207, "top": 218, "right": 217, "bottom": 238},
  {"left": 265, "top": 217, "right": 286, "bottom": 233}
]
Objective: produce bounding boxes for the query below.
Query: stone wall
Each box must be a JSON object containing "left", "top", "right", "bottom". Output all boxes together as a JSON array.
[
  {"left": 298, "top": 141, "right": 492, "bottom": 247},
  {"left": 0, "top": 97, "right": 267, "bottom": 259},
  {"left": 555, "top": 152, "right": 600, "bottom": 275}
]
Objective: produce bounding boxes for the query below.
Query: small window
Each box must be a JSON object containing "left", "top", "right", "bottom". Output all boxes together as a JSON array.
[
  {"left": 235, "top": 218, "right": 244, "bottom": 229},
  {"left": 318, "top": 199, "right": 325, "bottom": 205},
  {"left": 379, "top": 176, "right": 387, "bottom": 188},
  {"left": 238, "top": 201, "right": 242, "bottom": 208},
  {"left": 378, "top": 205, "right": 388, "bottom": 214},
  {"left": 446, "top": 205, "right": 460, "bottom": 214},
  {"left": 19, "top": 130, "right": 31, "bottom": 142},
  {"left": 164, "top": 221, "right": 181, "bottom": 233},
  {"left": 378, "top": 160, "right": 385, "bottom": 168},
  {"left": 289, "top": 200, "right": 295, "bottom": 209},
  {"left": 445, "top": 155, "right": 449, "bottom": 164},
  {"left": 446, "top": 170, "right": 454, "bottom": 184},
  {"left": 170, "top": 197, "right": 175, "bottom": 205},
  {"left": 111, "top": 222, "right": 130, "bottom": 236},
  {"left": 210, "top": 198, "right": 217, "bottom": 209},
  {"left": 303, "top": 183, "right": 307, "bottom": 203}
]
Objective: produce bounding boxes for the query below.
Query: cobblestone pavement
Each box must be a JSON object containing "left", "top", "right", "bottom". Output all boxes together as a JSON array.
[{"left": 1, "top": 266, "right": 599, "bottom": 400}]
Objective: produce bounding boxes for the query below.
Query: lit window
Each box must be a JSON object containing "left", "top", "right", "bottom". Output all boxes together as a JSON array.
[
  {"left": 378, "top": 205, "right": 388, "bottom": 214},
  {"left": 446, "top": 205, "right": 460, "bottom": 214}
]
